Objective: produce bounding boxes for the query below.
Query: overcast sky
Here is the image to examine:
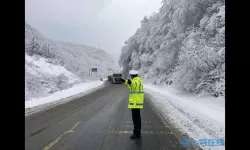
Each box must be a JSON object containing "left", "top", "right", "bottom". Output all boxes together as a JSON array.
[{"left": 25, "top": 0, "right": 162, "bottom": 60}]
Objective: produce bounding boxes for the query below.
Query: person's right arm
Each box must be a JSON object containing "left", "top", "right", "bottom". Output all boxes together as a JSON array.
[{"left": 120, "top": 78, "right": 132, "bottom": 89}]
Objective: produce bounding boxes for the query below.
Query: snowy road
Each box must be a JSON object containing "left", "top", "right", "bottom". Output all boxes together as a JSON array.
[{"left": 25, "top": 83, "right": 189, "bottom": 150}]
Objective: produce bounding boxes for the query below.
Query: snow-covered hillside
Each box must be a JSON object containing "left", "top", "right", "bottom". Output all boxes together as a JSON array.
[
  {"left": 25, "top": 22, "right": 118, "bottom": 101},
  {"left": 119, "top": 0, "right": 225, "bottom": 97}
]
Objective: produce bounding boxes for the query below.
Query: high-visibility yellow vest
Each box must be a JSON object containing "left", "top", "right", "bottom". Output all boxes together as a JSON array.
[{"left": 124, "top": 77, "right": 144, "bottom": 109}]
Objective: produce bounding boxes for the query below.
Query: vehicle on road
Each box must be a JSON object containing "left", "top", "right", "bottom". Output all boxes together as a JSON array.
[
  {"left": 112, "top": 73, "right": 122, "bottom": 84},
  {"left": 108, "top": 75, "right": 112, "bottom": 82}
]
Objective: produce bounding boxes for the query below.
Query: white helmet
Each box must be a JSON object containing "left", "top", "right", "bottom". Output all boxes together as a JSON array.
[{"left": 129, "top": 70, "right": 139, "bottom": 75}]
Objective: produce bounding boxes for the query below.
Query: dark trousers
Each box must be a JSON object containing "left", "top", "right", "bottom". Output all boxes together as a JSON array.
[{"left": 131, "top": 109, "right": 141, "bottom": 135}]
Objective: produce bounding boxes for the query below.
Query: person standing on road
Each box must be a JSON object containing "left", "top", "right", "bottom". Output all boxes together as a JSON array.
[{"left": 120, "top": 70, "right": 144, "bottom": 139}]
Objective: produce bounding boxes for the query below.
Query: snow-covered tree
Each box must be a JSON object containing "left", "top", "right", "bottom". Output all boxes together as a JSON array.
[
  {"left": 26, "top": 38, "right": 41, "bottom": 56},
  {"left": 119, "top": 0, "right": 225, "bottom": 97}
]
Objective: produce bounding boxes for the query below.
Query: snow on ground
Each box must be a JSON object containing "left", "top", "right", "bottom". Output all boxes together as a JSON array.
[
  {"left": 25, "top": 55, "right": 80, "bottom": 83},
  {"left": 25, "top": 80, "right": 106, "bottom": 116},
  {"left": 145, "top": 84, "right": 225, "bottom": 150},
  {"left": 25, "top": 54, "right": 82, "bottom": 101},
  {"left": 26, "top": 80, "right": 105, "bottom": 109}
]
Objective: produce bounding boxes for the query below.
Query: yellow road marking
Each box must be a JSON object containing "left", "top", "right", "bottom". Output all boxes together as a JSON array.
[
  {"left": 43, "top": 121, "right": 82, "bottom": 150},
  {"left": 119, "top": 131, "right": 133, "bottom": 134}
]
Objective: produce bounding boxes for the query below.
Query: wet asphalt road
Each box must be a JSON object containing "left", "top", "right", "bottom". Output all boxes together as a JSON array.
[{"left": 25, "top": 82, "right": 188, "bottom": 150}]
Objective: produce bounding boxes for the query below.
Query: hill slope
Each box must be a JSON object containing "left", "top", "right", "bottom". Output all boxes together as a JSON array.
[{"left": 25, "top": 22, "right": 118, "bottom": 101}]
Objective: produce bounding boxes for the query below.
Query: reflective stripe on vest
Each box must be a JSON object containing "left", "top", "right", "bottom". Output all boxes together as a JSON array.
[
  {"left": 129, "top": 92, "right": 144, "bottom": 94},
  {"left": 129, "top": 103, "right": 143, "bottom": 106},
  {"left": 139, "top": 80, "right": 141, "bottom": 92}
]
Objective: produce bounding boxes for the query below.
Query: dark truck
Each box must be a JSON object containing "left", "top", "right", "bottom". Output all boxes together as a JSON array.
[
  {"left": 108, "top": 75, "right": 113, "bottom": 82},
  {"left": 112, "top": 73, "right": 122, "bottom": 84}
]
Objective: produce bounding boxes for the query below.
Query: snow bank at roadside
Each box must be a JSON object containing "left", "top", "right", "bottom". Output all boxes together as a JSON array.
[
  {"left": 25, "top": 54, "right": 82, "bottom": 101},
  {"left": 25, "top": 80, "right": 105, "bottom": 109},
  {"left": 145, "top": 84, "right": 225, "bottom": 150}
]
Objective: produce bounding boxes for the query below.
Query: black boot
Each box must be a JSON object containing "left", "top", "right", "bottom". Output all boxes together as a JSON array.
[{"left": 130, "top": 133, "right": 141, "bottom": 139}]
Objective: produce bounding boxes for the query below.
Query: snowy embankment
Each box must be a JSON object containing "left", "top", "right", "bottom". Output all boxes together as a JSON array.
[
  {"left": 25, "top": 54, "right": 82, "bottom": 101},
  {"left": 145, "top": 84, "right": 225, "bottom": 150},
  {"left": 25, "top": 80, "right": 106, "bottom": 116}
]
